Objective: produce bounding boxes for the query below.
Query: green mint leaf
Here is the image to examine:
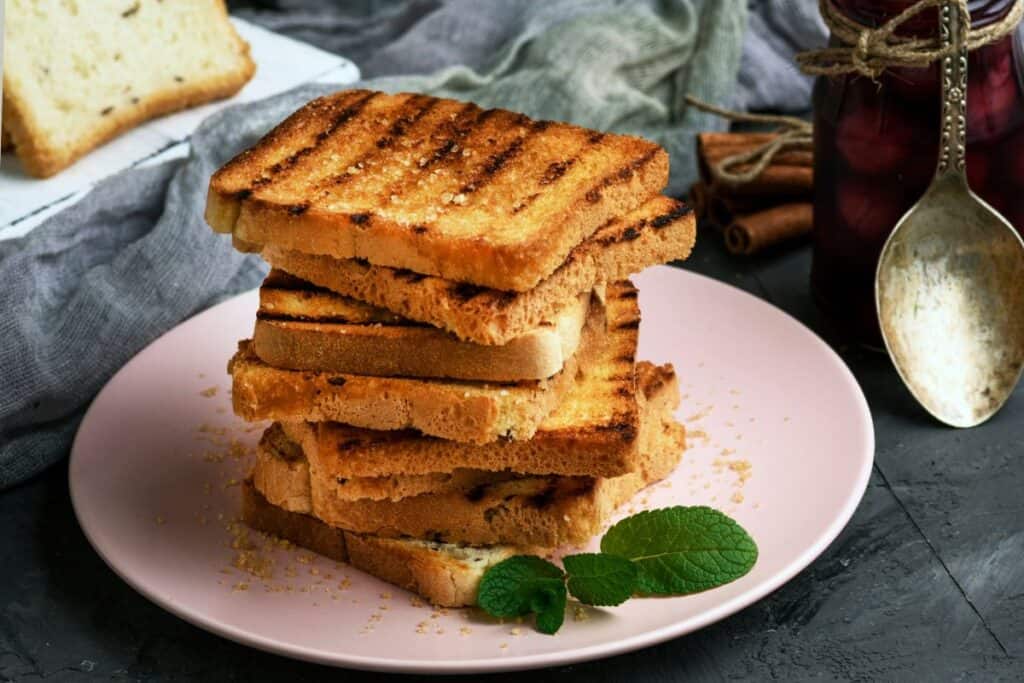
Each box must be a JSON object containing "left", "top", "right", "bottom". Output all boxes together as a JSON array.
[
  {"left": 477, "top": 555, "right": 566, "bottom": 629},
  {"left": 601, "top": 506, "right": 758, "bottom": 595},
  {"left": 563, "top": 553, "right": 638, "bottom": 606},
  {"left": 533, "top": 585, "right": 567, "bottom": 634}
]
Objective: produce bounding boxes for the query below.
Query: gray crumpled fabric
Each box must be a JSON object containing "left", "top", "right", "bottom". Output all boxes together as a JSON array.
[
  {"left": 0, "top": 0, "right": 753, "bottom": 489},
  {"left": 735, "top": 0, "right": 825, "bottom": 112}
]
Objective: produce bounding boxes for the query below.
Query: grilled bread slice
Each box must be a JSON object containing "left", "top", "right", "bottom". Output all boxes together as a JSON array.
[
  {"left": 4, "top": 0, "right": 254, "bottom": 177},
  {"left": 279, "top": 281, "right": 662, "bottom": 482},
  {"left": 241, "top": 480, "right": 522, "bottom": 607},
  {"left": 254, "top": 270, "right": 592, "bottom": 382},
  {"left": 259, "top": 422, "right": 518, "bottom": 502},
  {"left": 253, "top": 361, "right": 685, "bottom": 547},
  {"left": 260, "top": 195, "right": 694, "bottom": 345},
  {"left": 229, "top": 288, "right": 610, "bottom": 444},
  {"left": 206, "top": 90, "right": 669, "bottom": 291}
]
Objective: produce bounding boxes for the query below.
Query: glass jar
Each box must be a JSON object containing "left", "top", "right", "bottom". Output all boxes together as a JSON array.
[{"left": 811, "top": 0, "right": 1024, "bottom": 346}]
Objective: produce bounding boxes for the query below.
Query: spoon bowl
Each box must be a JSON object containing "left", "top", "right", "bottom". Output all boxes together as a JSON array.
[{"left": 876, "top": 174, "right": 1024, "bottom": 426}]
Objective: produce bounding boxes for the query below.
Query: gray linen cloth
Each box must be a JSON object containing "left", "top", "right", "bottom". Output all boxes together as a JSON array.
[{"left": 0, "top": 0, "right": 762, "bottom": 489}]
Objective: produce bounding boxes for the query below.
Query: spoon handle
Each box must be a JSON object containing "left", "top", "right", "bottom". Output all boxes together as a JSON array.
[{"left": 937, "top": 0, "right": 968, "bottom": 180}]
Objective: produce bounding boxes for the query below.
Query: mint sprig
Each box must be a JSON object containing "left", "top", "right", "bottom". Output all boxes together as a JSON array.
[
  {"left": 476, "top": 506, "right": 758, "bottom": 634},
  {"left": 602, "top": 506, "right": 758, "bottom": 595},
  {"left": 475, "top": 556, "right": 566, "bottom": 634}
]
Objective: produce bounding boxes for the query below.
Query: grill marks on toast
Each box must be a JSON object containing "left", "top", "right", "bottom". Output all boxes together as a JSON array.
[
  {"left": 593, "top": 201, "right": 694, "bottom": 250},
  {"left": 229, "top": 90, "right": 382, "bottom": 199},
  {"left": 261, "top": 194, "right": 694, "bottom": 344},
  {"left": 303, "top": 280, "right": 645, "bottom": 479},
  {"left": 582, "top": 146, "right": 661, "bottom": 206},
  {"left": 454, "top": 118, "right": 548, "bottom": 196},
  {"left": 248, "top": 93, "right": 424, "bottom": 204},
  {"left": 310, "top": 94, "right": 447, "bottom": 198},
  {"left": 364, "top": 108, "right": 537, "bottom": 221},
  {"left": 258, "top": 270, "right": 412, "bottom": 326},
  {"left": 211, "top": 91, "right": 670, "bottom": 292},
  {"left": 338, "top": 105, "right": 517, "bottom": 217}
]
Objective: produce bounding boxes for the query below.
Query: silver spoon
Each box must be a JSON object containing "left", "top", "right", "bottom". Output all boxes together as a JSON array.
[{"left": 875, "top": 0, "right": 1024, "bottom": 428}]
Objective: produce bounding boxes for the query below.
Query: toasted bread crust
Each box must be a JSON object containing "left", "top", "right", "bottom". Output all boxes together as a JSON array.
[
  {"left": 343, "top": 533, "right": 516, "bottom": 607},
  {"left": 263, "top": 195, "right": 694, "bottom": 344},
  {"left": 241, "top": 479, "right": 349, "bottom": 563},
  {"left": 206, "top": 90, "right": 669, "bottom": 290},
  {"left": 252, "top": 271, "right": 591, "bottom": 381},
  {"left": 4, "top": 0, "right": 254, "bottom": 177},
  {"left": 229, "top": 292, "right": 607, "bottom": 443},
  {"left": 241, "top": 480, "right": 522, "bottom": 607},
  {"left": 265, "top": 423, "right": 519, "bottom": 502},
  {"left": 277, "top": 363, "right": 685, "bottom": 547},
  {"left": 286, "top": 282, "right": 659, "bottom": 480}
]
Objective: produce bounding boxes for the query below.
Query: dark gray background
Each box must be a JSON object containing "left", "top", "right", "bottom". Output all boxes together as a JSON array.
[{"left": 2, "top": 1, "right": 1022, "bottom": 680}]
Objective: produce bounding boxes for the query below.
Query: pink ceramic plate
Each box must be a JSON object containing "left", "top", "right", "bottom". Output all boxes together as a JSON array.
[{"left": 69, "top": 265, "right": 874, "bottom": 674}]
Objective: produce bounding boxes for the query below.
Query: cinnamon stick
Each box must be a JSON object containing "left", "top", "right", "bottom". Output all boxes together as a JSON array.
[
  {"left": 698, "top": 132, "right": 813, "bottom": 170},
  {"left": 696, "top": 131, "right": 813, "bottom": 199},
  {"left": 704, "top": 193, "right": 779, "bottom": 230},
  {"left": 688, "top": 182, "right": 709, "bottom": 221},
  {"left": 725, "top": 203, "right": 813, "bottom": 256}
]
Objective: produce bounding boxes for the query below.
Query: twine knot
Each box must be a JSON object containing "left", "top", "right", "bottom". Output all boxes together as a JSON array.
[
  {"left": 684, "top": 95, "right": 813, "bottom": 189},
  {"left": 797, "top": 0, "right": 1023, "bottom": 79}
]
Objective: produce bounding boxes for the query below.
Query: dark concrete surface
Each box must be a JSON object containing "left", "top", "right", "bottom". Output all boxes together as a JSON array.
[{"left": 2, "top": 232, "right": 1022, "bottom": 681}]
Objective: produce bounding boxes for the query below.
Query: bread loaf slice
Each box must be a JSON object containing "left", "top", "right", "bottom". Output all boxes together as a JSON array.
[
  {"left": 306, "top": 363, "right": 684, "bottom": 547},
  {"left": 241, "top": 480, "right": 522, "bottom": 607},
  {"left": 260, "top": 423, "right": 518, "bottom": 503},
  {"left": 279, "top": 281, "right": 660, "bottom": 481},
  {"left": 206, "top": 90, "right": 669, "bottom": 291},
  {"left": 261, "top": 195, "right": 694, "bottom": 345},
  {"left": 253, "top": 362, "right": 686, "bottom": 547},
  {"left": 3, "top": 0, "right": 255, "bottom": 177},
  {"left": 229, "top": 289, "right": 608, "bottom": 444},
  {"left": 253, "top": 270, "right": 592, "bottom": 382}
]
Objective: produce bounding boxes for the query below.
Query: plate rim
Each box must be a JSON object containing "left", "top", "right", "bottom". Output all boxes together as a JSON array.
[{"left": 69, "top": 265, "right": 875, "bottom": 674}]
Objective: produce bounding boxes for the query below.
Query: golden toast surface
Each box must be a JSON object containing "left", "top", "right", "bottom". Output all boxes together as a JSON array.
[
  {"left": 207, "top": 90, "right": 669, "bottom": 291},
  {"left": 253, "top": 270, "right": 591, "bottom": 381},
  {"left": 252, "top": 362, "right": 685, "bottom": 547},
  {"left": 263, "top": 195, "right": 695, "bottom": 345}
]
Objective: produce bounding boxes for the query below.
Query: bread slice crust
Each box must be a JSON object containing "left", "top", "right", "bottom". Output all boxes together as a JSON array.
[
  {"left": 252, "top": 362, "right": 686, "bottom": 547},
  {"left": 206, "top": 90, "right": 669, "bottom": 291},
  {"left": 4, "top": 0, "right": 254, "bottom": 177},
  {"left": 252, "top": 270, "right": 591, "bottom": 382},
  {"left": 280, "top": 281, "right": 658, "bottom": 481},
  {"left": 229, "top": 290, "right": 609, "bottom": 443},
  {"left": 262, "top": 195, "right": 694, "bottom": 345},
  {"left": 241, "top": 480, "right": 524, "bottom": 607}
]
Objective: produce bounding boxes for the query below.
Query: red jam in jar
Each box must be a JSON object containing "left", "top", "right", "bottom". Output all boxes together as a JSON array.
[{"left": 811, "top": 0, "right": 1024, "bottom": 346}]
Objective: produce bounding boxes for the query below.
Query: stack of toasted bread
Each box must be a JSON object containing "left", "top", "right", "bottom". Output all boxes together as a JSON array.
[{"left": 205, "top": 90, "right": 696, "bottom": 607}]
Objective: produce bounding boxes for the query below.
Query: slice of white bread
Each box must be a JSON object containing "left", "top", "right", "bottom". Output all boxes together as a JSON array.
[
  {"left": 206, "top": 90, "right": 669, "bottom": 292},
  {"left": 254, "top": 362, "right": 686, "bottom": 547},
  {"left": 254, "top": 270, "right": 592, "bottom": 382},
  {"left": 229, "top": 288, "right": 611, "bottom": 444},
  {"left": 241, "top": 480, "right": 522, "bottom": 607},
  {"left": 3, "top": 0, "right": 255, "bottom": 177},
  {"left": 259, "top": 195, "right": 695, "bottom": 345}
]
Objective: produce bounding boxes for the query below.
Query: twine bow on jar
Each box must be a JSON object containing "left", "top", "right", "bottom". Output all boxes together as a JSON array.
[
  {"left": 796, "top": 0, "right": 1024, "bottom": 79},
  {"left": 687, "top": 0, "right": 1023, "bottom": 190}
]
